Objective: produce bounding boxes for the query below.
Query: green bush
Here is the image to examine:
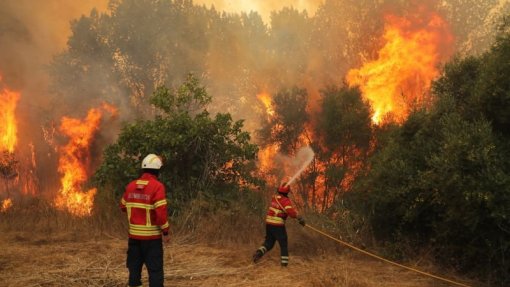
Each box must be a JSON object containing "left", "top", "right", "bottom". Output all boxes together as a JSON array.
[{"left": 94, "top": 75, "right": 261, "bottom": 216}]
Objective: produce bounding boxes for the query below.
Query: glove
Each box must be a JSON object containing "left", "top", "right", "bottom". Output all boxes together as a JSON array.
[
  {"left": 162, "top": 233, "right": 170, "bottom": 244},
  {"left": 297, "top": 216, "right": 306, "bottom": 227}
]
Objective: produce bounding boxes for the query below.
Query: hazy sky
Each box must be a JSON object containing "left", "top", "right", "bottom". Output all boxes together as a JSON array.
[
  {"left": 195, "top": 0, "right": 323, "bottom": 22},
  {"left": 0, "top": 0, "right": 108, "bottom": 89}
]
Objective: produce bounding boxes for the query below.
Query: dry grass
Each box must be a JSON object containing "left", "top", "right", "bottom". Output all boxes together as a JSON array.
[
  {"left": 0, "top": 229, "right": 472, "bottom": 287},
  {"left": 0, "top": 200, "right": 475, "bottom": 287},
  {"left": 0, "top": 232, "right": 452, "bottom": 287}
]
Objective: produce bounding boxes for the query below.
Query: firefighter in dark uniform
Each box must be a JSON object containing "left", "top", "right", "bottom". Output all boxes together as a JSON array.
[
  {"left": 252, "top": 183, "right": 305, "bottom": 266},
  {"left": 120, "top": 154, "right": 170, "bottom": 287}
]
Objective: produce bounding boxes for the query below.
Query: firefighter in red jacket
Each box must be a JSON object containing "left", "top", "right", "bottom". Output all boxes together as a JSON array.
[
  {"left": 252, "top": 183, "right": 305, "bottom": 266},
  {"left": 120, "top": 154, "right": 169, "bottom": 287}
]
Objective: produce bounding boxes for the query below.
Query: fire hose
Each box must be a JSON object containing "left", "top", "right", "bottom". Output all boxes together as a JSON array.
[{"left": 304, "top": 224, "right": 471, "bottom": 287}]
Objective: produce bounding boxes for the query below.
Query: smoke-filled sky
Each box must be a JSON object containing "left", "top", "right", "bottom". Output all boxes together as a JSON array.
[
  {"left": 0, "top": 0, "right": 108, "bottom": 89},
  {"left": 1, "top": 0, "right": 508, "bottom": 110},
  {"left": 0, "top": 0, "right": 326, "bottom": 129},
  {"left": 0, "top": 0, "right": 322, "bottom": 90},
  {"left": 195, "top": 0, "right": 323, "bottom": 21}
]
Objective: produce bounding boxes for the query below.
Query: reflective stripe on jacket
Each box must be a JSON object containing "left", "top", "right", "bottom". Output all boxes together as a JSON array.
[
  {"left": 120, "top": 173, "right": 169, "bottom": 240},
  {"left": 265, "top": 194, "right": 298, "bottom": 226}
]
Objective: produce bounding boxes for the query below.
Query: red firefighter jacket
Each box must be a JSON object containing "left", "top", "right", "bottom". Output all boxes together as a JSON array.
[
  {"left": 120, "top": 173, "right": 169, "bottom": 240},
  {"left": 265, "top": 194, "right": 298, "bottom": 226}
]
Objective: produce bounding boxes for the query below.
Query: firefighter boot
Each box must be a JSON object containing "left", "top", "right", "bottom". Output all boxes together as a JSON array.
[
  {"left": 252, "top": 246, "right": 266, "bottom": 263},
  {"left": 252, "top": 250, "right": 263, "bottom": 263},
  {"left": 281, "top": 256, "right": 289, "bottom": 267}
]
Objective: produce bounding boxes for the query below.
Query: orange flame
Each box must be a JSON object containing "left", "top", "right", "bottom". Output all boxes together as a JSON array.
[
  {"left": 21, "top": 143, "right": 38, "bottom": 195},
  {"left": 256, "top": 92, "right": 281, "bottom": 186},
  {"left": 257, "top": 92, "right": 275, "bottom": 118},
  {"left": 347, "top": 9, "right": 453, "bottom": 125},
  {"left": 1, "top": 198, "right": 13, "bottom": 212},
  {"left": 256, "top": 91, "right": 277, "bottom": 173},
  {"left": 54, "top": 104, "right": 115, "bottom": 216},
  {"left": 0, "top": 76, "right": 20, "bottom": 152},
  {"left": 258, "top": 144, "right": 279, "bottom": 173}
]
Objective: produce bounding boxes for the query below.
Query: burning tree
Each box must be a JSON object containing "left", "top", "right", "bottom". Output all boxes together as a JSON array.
[
  {"left": 256, "top": 87, "right": 311, "bottom": 203},
  {"left": 0, "top": 76, "right": 20, "bottom": 211},
  {"left": 258, "top": 87, "right": 309, "bottom": 154},
  {"left": 314, "top": 86, "right": 372, "bottom": 210},
  {"left": 256, "top": 85, "right": 372, "bottom": 212},
  {"left": 54, "top": 104, "right": 116, "bottom": 217}
]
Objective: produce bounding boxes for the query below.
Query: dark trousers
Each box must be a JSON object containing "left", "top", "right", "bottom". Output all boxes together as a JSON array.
[
  {"left": 262, "top": 224, "right": 288, "bottom": 258},
  {"left": 127, "top": 238, "right": 164, "bottom": 287}
]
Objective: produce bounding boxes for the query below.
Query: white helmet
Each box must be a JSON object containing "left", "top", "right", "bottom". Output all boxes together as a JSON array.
[{"left": 141, "top": 154, "right": 163, "bottom": 170}]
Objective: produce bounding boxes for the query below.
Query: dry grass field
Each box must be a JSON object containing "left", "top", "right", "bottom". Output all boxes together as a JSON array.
[
  {"left": 0, "top": 201, "right": 475, "bottom": 287},
  {"left": 0, "top": 231, "right": 473, "bottom": 287}
]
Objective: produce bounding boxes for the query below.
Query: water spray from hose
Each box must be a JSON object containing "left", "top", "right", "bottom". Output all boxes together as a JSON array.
[{"left": 284, "top": 146, "right": 314, "bottom": 187}]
